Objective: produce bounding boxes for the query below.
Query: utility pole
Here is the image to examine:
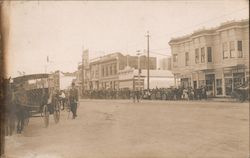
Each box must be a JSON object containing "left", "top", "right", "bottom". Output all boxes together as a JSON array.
[
  {"left": 136, "top": 51, "right": 141, "bottom": 91},
  {"left": 146, "top": 31, "right": 150, "bottom": 91},
  {"left": 82, "top": 50, "right": 84, "bottom": 97}
]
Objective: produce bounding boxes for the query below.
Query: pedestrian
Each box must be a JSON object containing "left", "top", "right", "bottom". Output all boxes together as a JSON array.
[
  {"left": 59, "top": 90, "right": 66, "bottom": 110},
  {"left": 136, "top": 90, "right": 140, "bottom": 102},
  {"left": 69, "top": 82, "right": 78, "bottom": 119},
  {"left": 202, "top": 86, "right": 207, "bottom": 100},
  {"left": 15, "top": 83, "right": 28, "bottom": 133}
]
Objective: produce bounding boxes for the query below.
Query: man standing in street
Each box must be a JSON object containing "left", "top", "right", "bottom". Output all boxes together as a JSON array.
[
  {"left": 69, "top": 82, "right": 78, "bottom": 119},
  {"left": 59, "top": 90, "right": 66, "bottom": 110}
]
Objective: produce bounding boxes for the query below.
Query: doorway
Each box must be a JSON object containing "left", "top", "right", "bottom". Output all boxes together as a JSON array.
[{"left": 205, "top": 74, "right": 215, "bottom": 97}]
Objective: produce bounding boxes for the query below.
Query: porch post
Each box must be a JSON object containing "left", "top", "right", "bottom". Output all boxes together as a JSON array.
[{"left": 222, "top": 68, "right": 226, "bottom": 96}]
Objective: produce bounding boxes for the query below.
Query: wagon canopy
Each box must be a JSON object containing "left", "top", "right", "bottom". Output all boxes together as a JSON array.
[{"left": 13, "top": 74, "right": 49, "bottom": 84}]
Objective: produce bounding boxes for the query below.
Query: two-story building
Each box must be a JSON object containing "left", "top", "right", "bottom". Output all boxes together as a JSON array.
[
  {"left": 77, "top": 52, "right": 156, "bottom": 92},
  {"left": 87, "top": 52, "right": 157, "bottom": 90},
  {"left": 169, "top": 19, "right": 249, "bottom": 97}
]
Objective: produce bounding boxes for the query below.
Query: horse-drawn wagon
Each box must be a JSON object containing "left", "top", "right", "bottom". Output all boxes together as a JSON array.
[{"left": 12, "top": 73, "right": 60, "bottom": 132}]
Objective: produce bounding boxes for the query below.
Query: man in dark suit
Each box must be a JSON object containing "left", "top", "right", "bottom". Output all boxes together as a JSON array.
[{"left": 69, "top": 82, "right": 78, "bottom": 119}]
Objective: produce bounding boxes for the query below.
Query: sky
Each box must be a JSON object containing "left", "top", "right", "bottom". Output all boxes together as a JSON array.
[{"left": 5, "top": 0, "right": 249, "bottom": 77}]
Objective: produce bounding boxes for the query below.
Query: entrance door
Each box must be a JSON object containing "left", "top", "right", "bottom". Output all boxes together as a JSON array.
[
  {"left": 205, "top": 74, "right": 215, "bottom": 97},
  {"left": 181, "top": 78, "right": 190, "bottom": 88},
  {"left": 225, "top": 78, "right": 232, "bottom": 95},
  {"left": 193, "top": 81, "right": 197, "bottom": 89}
]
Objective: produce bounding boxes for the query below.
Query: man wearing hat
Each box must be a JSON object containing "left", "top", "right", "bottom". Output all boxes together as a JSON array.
[{"left": 69, "top": 82, "right": 78, "bottom": 119}]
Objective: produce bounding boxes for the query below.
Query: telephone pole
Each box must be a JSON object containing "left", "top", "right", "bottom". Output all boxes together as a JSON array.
[
  {"left": 146, "top": 31, "right": 150, "bottom": 91},
  {"left": 82, "top": 50, "right": 84, "bottom": 97}
]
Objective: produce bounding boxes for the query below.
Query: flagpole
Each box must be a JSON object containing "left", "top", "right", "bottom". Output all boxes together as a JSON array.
[{"left": 45, "top": 56, "right": 49, "bottom": 73}]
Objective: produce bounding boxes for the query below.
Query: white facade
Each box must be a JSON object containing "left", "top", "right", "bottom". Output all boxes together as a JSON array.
[
  {"left": 118, "top": 67, "right": 174, "bottom": 90},
  {"left": 169, "top": 19, "right": 249, "bottom": 97},
  {"left": 59, "top": 72, "right": 76, "bottom": 90}
]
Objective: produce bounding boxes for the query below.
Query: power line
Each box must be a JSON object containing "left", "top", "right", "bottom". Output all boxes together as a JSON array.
[{"left": 150, "top": 51, "right": 171, "bottom": 57}]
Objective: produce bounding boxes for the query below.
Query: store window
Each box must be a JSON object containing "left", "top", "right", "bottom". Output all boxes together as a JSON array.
[
  {"left": 201, "top": 47, "right": 205, "bottom": 63},
  {"left": 233, "top": 72, "right": 245, "bottom": 88},
  {"left": 216, "top": 79, "right": 222, "bottom": 95},
  {"left": 195, "top": 48, "right": 199, "bottom": 63},
  {"left": 207, "top": 47, "right": 212, "bottom": 62},
  {"left": 237, "top": 41, "right": 243, "bottom": 58},
  {"left": 223, "top": 42, "right": 228, "bottom": 59},
  {"left": 230, "top": 41, "right": 236, "bottom": 58}
]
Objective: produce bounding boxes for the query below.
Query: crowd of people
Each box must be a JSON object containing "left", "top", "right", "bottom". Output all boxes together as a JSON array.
[
  {"left": 81, "top": 86, "right": 209, "bottom": 101},
  {"left": 3, "top": 80, "right": 248, "bottom": 136}
]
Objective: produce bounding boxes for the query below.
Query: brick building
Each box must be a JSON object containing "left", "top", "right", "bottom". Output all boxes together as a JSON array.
[{"left": 77, "top": 52, "right": 157, "bottom": 91}]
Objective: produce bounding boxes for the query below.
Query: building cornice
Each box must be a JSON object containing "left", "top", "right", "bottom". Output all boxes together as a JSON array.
[{"left": 169, "top": 19, "right": 249, "bottom": 45}]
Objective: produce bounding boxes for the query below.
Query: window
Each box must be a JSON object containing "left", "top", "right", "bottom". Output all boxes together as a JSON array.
[
  {"left": 110, "top": 65, "right": 113, "bottom": 75},
  {"left": 102, "top": 67, "right": 104, "bottom": 77},
  {"left": 95, "top": 70, "right": 98, "bottom": 78},
  {"left": 106, "top": 66, "right": 109, "bottom": 76},
  {"left": 223, "top": 42, "right": 228, "bottom": 59},
  {"left": 201, "top": 47, "right": 205, "bottom": 63},
  {"left": 207, "top": 47, "right": 212, "bottom": 62},
  {"left": 114, "top": 64, "right": 117, "bottom": 74},
  {"left": 238, "top": 41, "right": 243, "bottom": 58},
  {"left": 229, "top": 41, "right": 236, "bottom": 58},
  {"left": 195, "top": 48, "right": 199, "bottom": 63},
  {"left": 173, "top": 54, "right": 178, "bottom": 62},
  {"left": 185, "top": 52, "right": 189, "bottom": 66}
]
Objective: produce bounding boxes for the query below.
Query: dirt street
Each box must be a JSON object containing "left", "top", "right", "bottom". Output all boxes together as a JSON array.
[{"left": 5, "top": 100, "right": 249, "bottom": 158}]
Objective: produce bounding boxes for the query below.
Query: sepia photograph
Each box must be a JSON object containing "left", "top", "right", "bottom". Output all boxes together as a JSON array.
[{"left": 0, "top": 0, "right": 249, "bottom": 158}]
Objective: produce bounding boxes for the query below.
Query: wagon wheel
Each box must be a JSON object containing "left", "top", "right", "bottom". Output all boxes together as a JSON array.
[
  {"left": 43, "top": 105, "right": 49, "bottom": 128},
  {"left": 53, "top": 100, "right": 60, "bottom": 124}
]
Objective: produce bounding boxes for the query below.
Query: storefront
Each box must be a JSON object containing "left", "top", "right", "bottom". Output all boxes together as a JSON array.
[
  {"left": 177, "top": 66, "right": 248, "bottom": 97},
  {"left": 223, "top": 66, "right": 247, "bottom": 96}
]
